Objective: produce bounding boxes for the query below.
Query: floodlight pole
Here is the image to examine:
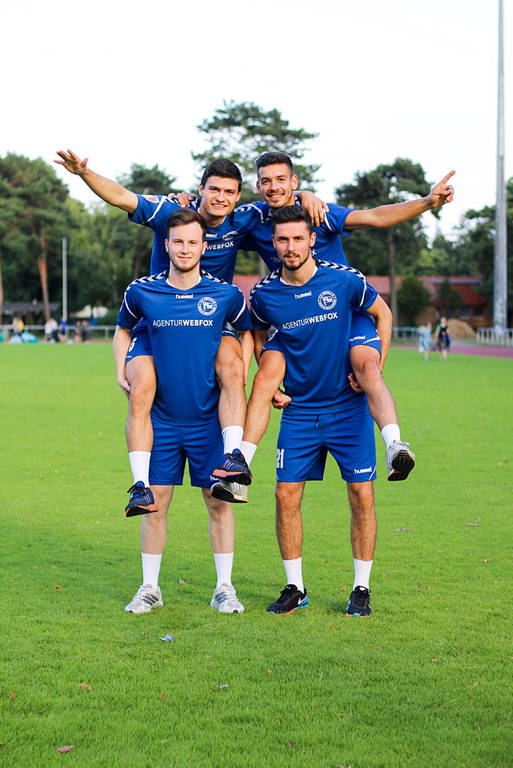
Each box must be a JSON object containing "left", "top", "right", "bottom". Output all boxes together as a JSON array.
[
  {"left": 494, "top": 0, "right": 507, "bottom": 335},
  {"left": 62, "top": 237, "right": 68, "bottom": 323}
]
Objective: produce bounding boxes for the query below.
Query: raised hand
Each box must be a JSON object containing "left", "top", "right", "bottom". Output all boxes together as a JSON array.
[
  {"left": 54, "top": 149, "right": 89, "bottom": 176},
  {"left": 428, "top": 170, "right": 455, "bottom": 209}
]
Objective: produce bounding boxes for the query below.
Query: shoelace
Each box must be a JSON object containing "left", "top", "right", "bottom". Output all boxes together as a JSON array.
[
  {"left": 278, "top": 585, "right": 300, "bottom": 602},
  {"left": 127, "top": 483, "right": 148, "bottom": 498}
]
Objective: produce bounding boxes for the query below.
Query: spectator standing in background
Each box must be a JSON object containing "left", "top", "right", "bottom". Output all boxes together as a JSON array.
[{"left": 436, "top": 317, "right": 450, "bottom": 361}]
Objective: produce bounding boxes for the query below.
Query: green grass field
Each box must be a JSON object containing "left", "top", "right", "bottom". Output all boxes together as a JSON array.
[{"left": 1, "top": 345, "right": 512, "bottom": 768}]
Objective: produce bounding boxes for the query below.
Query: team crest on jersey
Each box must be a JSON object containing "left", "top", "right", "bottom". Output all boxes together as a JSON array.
[
  {"left": 318, "top": 290, "right": 337, "bottom": 311},
  {"left": 197, "top": 297, "right": 217, "bottom": 316},
  {"left": 143, "top": 195, "right": 159, "bottom": 203}
]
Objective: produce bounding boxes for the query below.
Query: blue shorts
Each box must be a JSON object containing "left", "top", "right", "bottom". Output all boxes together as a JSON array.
[
  {"left": 126, "top": 322, "right": 151, "bottom": 362},
  {"left": 149, "top": 416, "right": 224, "bottom": 488},
  {"left": 348, "top": 310, "right": 381, "bottom": 353},
  {"left": 221, "top": 321, "right": 241, "bottom": 341},
  {"left": 262, "top": 310, "right": 381, "bottom": 357},
  {"left": 276, "top": 402, "right": 376, "bottom": 483}
]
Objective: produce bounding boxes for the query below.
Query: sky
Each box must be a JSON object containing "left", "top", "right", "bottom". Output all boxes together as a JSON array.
[{"left": 2, "top": 0, "right": 511, "bottom": 241}]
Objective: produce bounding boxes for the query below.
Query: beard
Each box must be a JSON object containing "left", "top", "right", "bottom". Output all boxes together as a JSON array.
[
  {"left": 282, "top": 251, "right": 310, "bottom": 271},
  {"left": 169, "top": 256, "right": 200, "bottom": 273}
]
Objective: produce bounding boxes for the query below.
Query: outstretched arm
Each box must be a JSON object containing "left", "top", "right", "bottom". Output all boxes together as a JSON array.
[
  {"left": 344, "top": 171, "right": 455, "bottom": 230},
  {"left": 55, "top": 149, "right": 138, "bottom": 214}
]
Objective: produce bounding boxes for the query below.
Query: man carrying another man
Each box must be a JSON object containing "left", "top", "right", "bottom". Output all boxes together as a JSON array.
[
  {"left": 114, "top": 209, "right": 252, "bottom": 614},
  {"left": 221, "top": 205, "right": 396, "bottom": 617}
]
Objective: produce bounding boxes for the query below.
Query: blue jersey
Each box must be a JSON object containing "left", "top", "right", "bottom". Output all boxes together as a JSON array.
[
  {"left": 117, "top": 271, "right": 252, "bottom": 423},
  {"left": 250, "top": 260, "right": 378, "bottom": 413},
  {"left": 129, "top": 195, "right": 261, "bottom": 282},
  {"left": 242, "top": 202, "right": 354, "bottom": 272}
]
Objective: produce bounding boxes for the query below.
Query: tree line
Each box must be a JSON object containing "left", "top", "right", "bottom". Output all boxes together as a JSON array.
[{"left": 1, "top": 101, "right": 511, "bottom": 322}]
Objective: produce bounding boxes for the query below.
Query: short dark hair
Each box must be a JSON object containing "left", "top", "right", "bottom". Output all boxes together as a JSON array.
[
  {"left": 167, "top": 209, "right": 207, "bottom": 240},
  {"left": 272, "top": 205, "right": 312, "bottom": 234},
  {"left": 200, "top": 159, "right": 242, "bottom": 191},
  {"left": 256, "top": 151, "right": 294, "bottom": 175}
]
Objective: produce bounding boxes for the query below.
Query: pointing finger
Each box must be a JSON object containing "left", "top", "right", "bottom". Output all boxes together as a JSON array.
[{"left": 440, "top": 170, "right": 456, "bottom": 184}]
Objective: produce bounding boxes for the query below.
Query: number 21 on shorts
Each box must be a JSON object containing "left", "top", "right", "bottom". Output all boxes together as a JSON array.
[{"left": 276, "top": 448, "right": 284, "bottom": 469}]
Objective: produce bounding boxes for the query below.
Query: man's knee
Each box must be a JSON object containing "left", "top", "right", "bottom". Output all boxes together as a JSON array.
[
  {"left": 347, "top": 481, "right": 375, "bottom": 510},
  {"left": 126, "top": 357, "right": 156, "bottom": 403},
  {"left": 275, "top": 482, "right": 302, "bottom": 510},
  {"left": 203, "top": 488, "right": 232, "bottom": 518},
  {"left": 350, "top": 348, "right": 381, "bottom": 379},
  {"left": 253, "top": 366, "right": 279, "bottom": 402}
]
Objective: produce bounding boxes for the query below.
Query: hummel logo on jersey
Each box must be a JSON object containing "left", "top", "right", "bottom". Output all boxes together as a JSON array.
[
  {"left": 197, "top": 297, "right": 217, "bottom": 316},
  {"left": 318, "top": 290, "right": 337, "bottom": 310},
  {"left": 354, "top": 467, "right": 372, "bottom": 474},
  {"left": 176, "top": 294, "right": 195, "bottom": 299},
  {"left": 294, "top": 291, "right": 312, "bottom": 299}
]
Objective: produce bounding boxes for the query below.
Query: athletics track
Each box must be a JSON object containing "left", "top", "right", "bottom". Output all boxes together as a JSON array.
[{"left": 402, "top": 343, "right": 513, "bottom": 360}]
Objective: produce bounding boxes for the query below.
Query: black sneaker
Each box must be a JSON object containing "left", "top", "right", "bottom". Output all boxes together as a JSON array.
[
  {"left": 345, "top": 585, "right": 371, "bottom": 617},
  {"left": 267, "top": 584, "right": 308, "bottom": 615},
  {"left": 211, "top": 449, "right": 252, "bottom": 486},
  {"left": 125, "top": 481, "right": 158, "bottom": 518}
]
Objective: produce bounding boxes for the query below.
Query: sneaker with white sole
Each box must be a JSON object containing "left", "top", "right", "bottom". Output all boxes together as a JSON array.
[
  {"left": 124, "top": 584, "right": 163, "bottom": 614},
  {"left": 386, "top": 440, "right": 415, "bottom": 481},
  {"left": 210, "top": 583, "right": 245, "bottom": 613},
  {"left": 210, "top": 480, "right": 248, "bottom": 503}
]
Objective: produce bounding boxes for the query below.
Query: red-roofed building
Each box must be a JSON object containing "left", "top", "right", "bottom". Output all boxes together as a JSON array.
[
  {"left": 235, "top": 274, "right": 491, "bottom": 328},
  {"left": 366, "top": 276, "right": 490, "bottom": 327}
]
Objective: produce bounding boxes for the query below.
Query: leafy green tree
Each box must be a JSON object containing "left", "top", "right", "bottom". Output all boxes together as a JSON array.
[
  {"left": 414, "top": 233, "right": 459, "bottom": 277},
  {"left": 116, "top": 163, "right": 178, "bottom": 280},
  {"left": 0, "top": 153, "right": 71, "bottom": 320},
  {"left": 193, "top": 101, "right": 320, "bottom": 275},
  {"left": 397, "top": 276, "right": 431, "bottom": 325},
  {"left": 452, "top": 178, "right": 513, "bottom": 314},
  {"left": 435, "top": 278, "right": 463, "bottom": 317},
  {"left": 335, "top": 159, "right": 434, "bottom": 326},
  {"left": 193, "top": 100, "right": 320, "bottom": 203}
]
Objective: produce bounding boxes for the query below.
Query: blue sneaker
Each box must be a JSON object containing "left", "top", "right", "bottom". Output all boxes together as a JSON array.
[
  {"left": 211, "top": 449, "right": 252, "bottom": 486},
  {"left": 267, "top": 584, "right": 308, "bottom": 615},
  {"left": 125, "top": 481, "right": 158, "bottom": 518},
  {"left": 346, "top": 586, "right": 371, "bottom": 617}
]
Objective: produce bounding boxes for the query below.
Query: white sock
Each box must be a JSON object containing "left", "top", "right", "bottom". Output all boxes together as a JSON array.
[
  {"left": 381, "top": 424, "right": 401, "bottom": 449},
  {"left": 283, "top": 557, "right": 304, "bottom": 593},
  {"left": 214, "top": 552, "right": 234, "bottom": 587},
  {"left": 222, "top": 426, "right": 244, "bottom": 454},
  {"left": 240, "top": 440, "right": 258, "bottom": 466},
  {"left": 129, "top": 451, "right": 151, "bottom": 486},
  {"left": 353, "top": 558, "right": 373, "bottom": 590},
  {"left": 141, "top": 552, "right": 162, "bottom": 589}
]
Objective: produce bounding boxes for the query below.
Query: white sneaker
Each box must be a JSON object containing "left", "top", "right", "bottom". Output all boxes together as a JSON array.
[
  {"left": 386, "top": 440, "right": 416, "bottom": 481},
  {"left": 210, "top": 583, "right": 245, "bottom": 614},
  {"left": 125, "top": 584, "right": 163, "bottom": 614},
  {"left": 210, "top": 480, "right": 248, "bottom": 503}
]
